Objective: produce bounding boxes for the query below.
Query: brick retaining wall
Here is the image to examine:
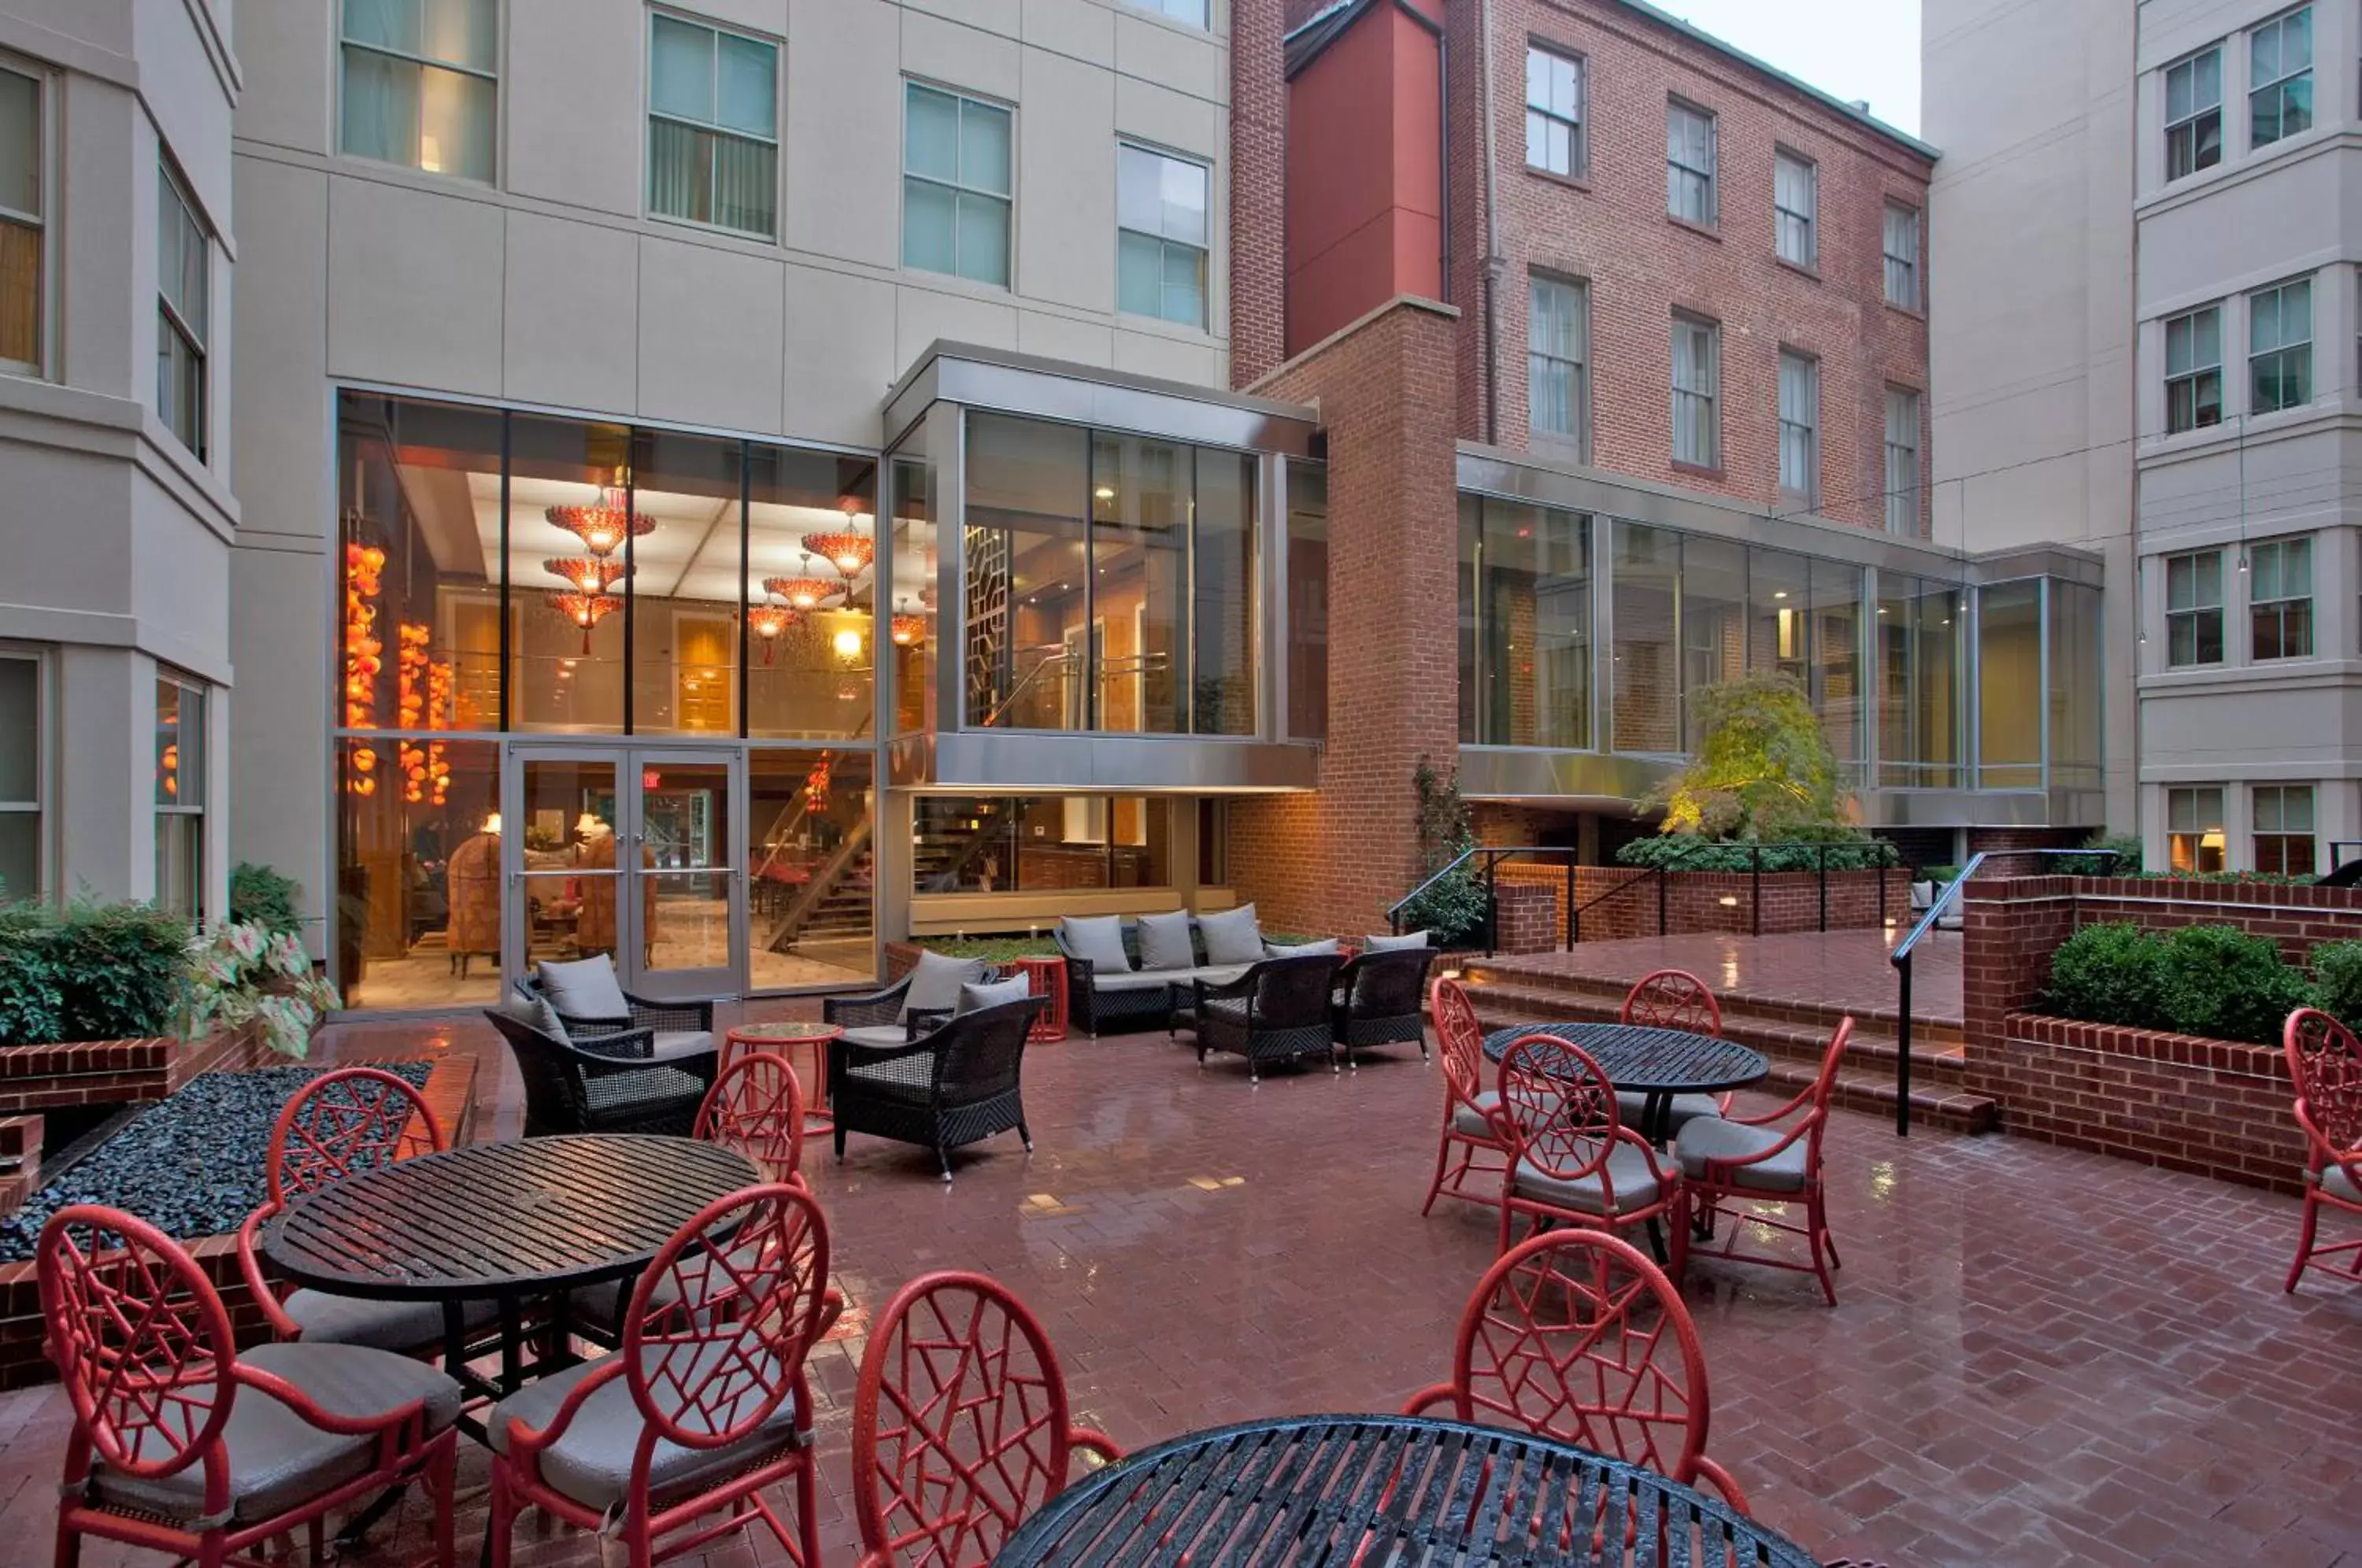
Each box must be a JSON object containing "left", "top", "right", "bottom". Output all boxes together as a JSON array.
[{"left": 1490, "top": 864, "right": 1908, "bottom": 949}]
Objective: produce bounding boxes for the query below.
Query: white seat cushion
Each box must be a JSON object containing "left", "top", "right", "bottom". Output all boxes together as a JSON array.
[
  {"left": 1675, "top": 1118, "right": 1810, "bottom": 1193},
  {"left": 284, "top": 1289, "right": 498, "bottom": 1354},
  {"left": 647, "top": 1029, "right": 715, "bottom": 1063},
  {"left": 538, "top": 956, "right": 633, "bottom": 1021},
  {"left": 488, "top": 1343, "right": 803, "bottom": 1512},
  {"left": 1364, "top": 930, "right": 1432, "bottom": 951},
  {"left": 1092, "top": 971, "right": 1175, "bottom": 994},
  {"left": 1187, "top": 964, "right": 1251, "bottom": 987},
  {"left": 1453, "top": 1089, "right": 1503, "bottom": 1138},
  {"left": 91, "top": 1341, "right": 461, "bottom": 1525},
  {"left": 1512, "top": 1145, "right": 1664, "bottom": 1216},
  {"left": 839, "top": 1023, "right": 909, "bottom": 1049},
  {"left": 1615, "top": 1090, "right": 1725, "bottom": 1133}
]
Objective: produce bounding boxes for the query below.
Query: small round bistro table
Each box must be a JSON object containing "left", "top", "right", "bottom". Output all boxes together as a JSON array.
[
  {"left": 262, "top": 1134, "right": 759, "bottom": 1438},
  {"left": 992, "top": 1414, "right": 1821, "bottom": 1567},
  {"left": 724, "top": 1020, "right": 842, "bottom": 1133},
  {"left": 1483, "top": 1021, "right": 1768, "bottom": 1146},
  {"left": 1008, "top": 955, "right": 1069, "bottom": 1043}
]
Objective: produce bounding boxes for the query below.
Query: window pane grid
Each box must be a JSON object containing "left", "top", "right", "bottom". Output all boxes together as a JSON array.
[
  {"left": 2251, "top": 537, "right": 2314, "bottom": 660},
  {"left": 1884, "top": 388, "right": 1920, "bottom": 534},
  {"left": 2249, "top": 279, "right": 2313, "bottom": 414},
  {"left": 2249, "top": 7, "right": 2314, "bottom": 150},
  {"left": 157, "top": 165, "right": 205, "bottom": 459},
  {"left": 1774, "top": 153, "right": 1815, "bottom": 267},
  {"left": 1525, "top": 47, "right": 1585, "bottom": 178},
  {"left": 339, "top": 0, "right": 498, "bottom": 182},
  {"left": 1, "top": 64, "right": 42, "bottom": 372},
  {"left": 1883, "top": 203, "right": 1918, "bottom": 307},
  {"left": 2166, "top": 46, "right": 2224, "bottom": 178},
  {"left": 2168, "top": 786, "right": 2225, "bottom": 873},
  {"left": 1528, "top": 275, "right": 1588, "bottom": 453},
  {"left": 905, "top": 84, "right": 1013, "bottom": 287},
  {"left": 2164, "top": 549, "right": 2224, "bottom": 667},
  {"left": 2165, "top": 305, "right": 2223, "bottom": 432},
  {"left": 1672, "top": 316, "right": 1719, "bottom": 468},
  {"left": 1779, "top": 351, "right": 1817, "bottom": 504},
  {"left": 1667, "top": 101, "right": 1716, "bottom": 224},
  {"left": 2254, "top": 784, "right": 2316, "bottom": 875},
  {"left": 1116, "top": 144, "right": 1209, "bottom": 328}
]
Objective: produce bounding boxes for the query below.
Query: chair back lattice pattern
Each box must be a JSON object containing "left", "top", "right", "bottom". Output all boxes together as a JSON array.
[
  {"left": 933, "top": 1000, "right": 1038, "bottom": 1104},
  {"left": 266, "top": 1066, "right": 446, "bottom": 1207},
  {"left": 1252, "top": 955, "right": 1345, "bottom": 1029},
  {"left": 623, "top": 1183, "right": 831, "bottom": 1447},
  {"left": 1432, "top": 978, "right": 1488, "bottom": 1110},
  {"left": 1343, "top": 949, "right": 1437, "bottom": 1020},
  {"left": 1449, "top": 1230, "right": 1711, "bottom": 1485},
  {"left": 695, "top": 1052, "right": 806, "bottom": 1182},
  {"left": 853, "top": 1270, "right": 1104, "bottom": 1566},
  {"left": 39, "top": 1205, "right": 238, "bottom": 1481},
  {"left": 1497, "top": 1035, "right": 1623, "bottom": 1184},
  {"left": 1620, "top": 970, "right": 1723, "bottom": 1036},
  {"left": 2289, "top": 1008, "right": 2362, "bottom": 1153}
]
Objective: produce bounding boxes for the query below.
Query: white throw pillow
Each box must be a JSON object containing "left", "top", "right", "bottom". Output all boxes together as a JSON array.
[
  {"left": 1198, "top": 904, "right": 1265, "bottom": 967},
  {"left": 901, "top": 949, "right": 986, "bottom": 1019},
  {"left": 956, "top": 974, "right": 1037, "bottom": 1015},
  {"left": 1264, "top": 937, "right": 1342, "bottom": 958},
  {"left": 1364, "top": 930, "right": 1432, "bottom": 951},
  {"left": 1135, "top": 911, "right": 1198, "bottom": 974},
  {"left": 535, "top": 956, "right": 631, "bottom": 1021},
  {"left": 1059, "top": 915, "right": 1133, "bottom": 973}
]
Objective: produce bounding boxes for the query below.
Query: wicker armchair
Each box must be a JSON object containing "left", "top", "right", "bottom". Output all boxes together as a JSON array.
[
  {"left": 1331, "top": 946, "right": 1439, "bottom": 1070},
  {"left": 829, "top": 996, "right": 1044, "bottom": 1180},
  {"left": 1052, "top": 925, "right": 1176, "bottom": 1037},
  {"left": 516, "top": 973, "right": 716, "bottom": 1084},
  {"left": 1188, "top": 954, "right": 1346, "bottom": 1083},
  {"left": 483, "top": 1008, "right": 709, "bottom": 1137},
  {"left": 823, "top": 972, "right": 914, "bottom": 1032}
]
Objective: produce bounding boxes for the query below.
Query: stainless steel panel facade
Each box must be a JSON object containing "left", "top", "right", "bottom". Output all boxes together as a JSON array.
[{"left": 890, "top": 730, "right": 1321, "bottom": 793}]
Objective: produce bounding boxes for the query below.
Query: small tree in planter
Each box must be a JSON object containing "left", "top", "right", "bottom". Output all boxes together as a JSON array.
[
  {"left": 1642, "top": 674, "right": 1850, "bottom": 840},
  {"left": 1398, "top": 757, "right": 1490, "bottom": 946}
]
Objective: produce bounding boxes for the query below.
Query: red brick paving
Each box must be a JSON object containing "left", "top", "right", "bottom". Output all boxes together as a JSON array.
[{"left": 0, "top": 997, "right": 2355, "bottom": 1566}]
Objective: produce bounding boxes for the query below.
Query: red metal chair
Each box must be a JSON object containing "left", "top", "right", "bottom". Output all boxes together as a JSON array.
[
  {"left": 696, "top": 1050, "right": 808, "bottom": 1187},
  {"left": 487, "top": 1182, "right": 834, "bottom": 1568},
  {"left": 235, "top": 1066, "right": 465, "bottom": 1352},
  {"left": 1620, "top": 968, "right": 1733, "bottom": 1133},
  {"left": 1421, "top": 977, "right": 1514, "bottom": 1216},
  {"left": 1675, "top": 1017, "right": 1854, "bottom": 1305},
  {"left": 850, "top": 1270, "right": 1120, "bottom": 1566},
  {"left": 2284, "top": 1008, "right": 2362, "bottom": 1291},
  {"left": 41, "top": 1204, "right": 461, "bottom": 1568},
  {"left": 1494, "top": 1034, "right": 1685, "bottom": 1266},
  {"left": 1403, "top": 1229, "right": 1746, "bottom": 1512}
]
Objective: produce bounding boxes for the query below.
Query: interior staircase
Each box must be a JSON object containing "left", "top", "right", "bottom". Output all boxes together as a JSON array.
[{"left": 1456, "top": 953, "right": 1998, "bottom": 1134}]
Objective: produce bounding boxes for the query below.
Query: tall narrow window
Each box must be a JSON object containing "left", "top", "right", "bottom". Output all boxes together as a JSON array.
[
  {"left": 904, "top": 84, "right": 1011, "bottom": 287},
  {"left": 2249, "top": 6, "right": 2312, "bottom": 150},
  {"left": 1883, "top": 202, "right": 1919, "bottom": 308},
  {"left": 1774, "top": 152, "right": 1816, "bottom": 268},
  {"left": 1884, "top": 387, "right": 1921, "bottom": 536},
  {"left": 1666, "top": 100, "right": 1716, "bottom": 224},
  {"left": 0, "top": 651, "right": 38, "bottom": 900},
  {"left": 0, "top": 62, "right": 43, "bottom": 373},
  {"left": 2164, "top": 46, "right": 2223, "bottom": 179},
  {"left": 339, "top": 0, "right": 498, "bottom": 183},
  {"left": 154, "top": 675, "right": 205, "bottom": 918},
  {"left": 2249, "top": 278, "right": 2312, "bottom": 414},
  {"left": 2167, "top": 786, "right": 2225, "bottom": 873},
  {"left": 1528, "top": 273, "right": 1588, "bottom": 454},
  {"left": 1116, "top": 143, "right": 1209, "bottom": 328},
  {"left": 647, "top": 13, "right": 777, "bottom": 239},
  {"left": 2164, "top": 305, "right": 2223, "bottom": 433},
  {"left": 1779, "top": 351, "right": 1819, "bottom": 507},
  {"left": 2164, "top": 549, "right": 2224, "bottom": 667},
  {"left": 2251, "top": 536, "right": 2314, "bottom": 660},
  {"left": 2253, "top": 785, "right": 2317, "bottom": 875},
  {"left": 1671, "top": 315, "right": 1720, "bottom": 468},
  {"left": 1525, "top": 46, "right": 1584, "bottom": 178},
  {"left": 157, "top": 164, "right": 208, "bottom": 460}
]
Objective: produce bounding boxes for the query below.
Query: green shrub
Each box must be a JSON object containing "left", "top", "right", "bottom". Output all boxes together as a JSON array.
[
  {"left": 2043, "top": 923, "right": 2167, "bottom": 1030},
  {"left": 2312, "top": 941, "right": 2362, "bottom": 1032},
  {"left": 47, "top": 902, "right": 191, "bottom": 1042},
  {"left": 2054, "top": 833, "right": 2145, "bottom": 877},
  {"left": 2156, "top": 924, "right": 2312, "bottom": 1045},
  {"left": 1615, "top": 834, "right": 1899, "bottom": 873},
  {"left": 228, "top": 863, "right": 303, "bottom": 936},
  {"left": 1400, "top": 758, "right": 1490, "bottom": 945},
  {"left": 0, "top": 905, "right": 64, "bottom": 1047}
]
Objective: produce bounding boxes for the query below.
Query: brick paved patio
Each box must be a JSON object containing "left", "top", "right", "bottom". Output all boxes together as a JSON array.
[{"left": 0, "top": 997, "right": 2353, "bottom": 1567}]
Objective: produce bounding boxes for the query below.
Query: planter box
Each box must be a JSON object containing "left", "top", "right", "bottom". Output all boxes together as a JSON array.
[{"left": 0, "top": 1015, "right": 320, "bottom": 1118}]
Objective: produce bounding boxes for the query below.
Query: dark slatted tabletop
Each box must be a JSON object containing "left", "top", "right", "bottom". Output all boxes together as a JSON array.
[
  {"left": 993, "top": 1415, "right": 1820, "bottom": 1566},
  {"left": 262, "top": 1134, "right": 759, "bottom": 1300},
  {"left": 1482, "top": 1022, "right": 1767, "bottom": 1098}
]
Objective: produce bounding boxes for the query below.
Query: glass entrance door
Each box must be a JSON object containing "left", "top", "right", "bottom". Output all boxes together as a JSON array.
[{"left": 503, "top": 746, "right": 745, "bottom": 999}]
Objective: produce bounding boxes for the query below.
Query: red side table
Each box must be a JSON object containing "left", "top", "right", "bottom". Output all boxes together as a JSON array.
[
  {"left": 723, "top": 1020, "right": 842, "bottom": 1134},
  {"left": 1009, "top": 956, "right": 1069, "bottom": 1043}
]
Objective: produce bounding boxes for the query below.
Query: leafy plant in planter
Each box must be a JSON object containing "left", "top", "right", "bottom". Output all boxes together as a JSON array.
[
  {"left": 0, "top": 900, "right": 192, "bottom": 1047},
  {"left": 228, "top": 862, "right": 303, "bottom": 936},
  {"left": 2043, "top": 920, "right": 2312, "bottom": 1045},
  {"left": 1398, "top": 757, "right": 1489, "bottom": 945},
  {"left": 0, "top": 904, "right": 64, "bottom": 1046},
  {"left": 2042, "top": 923, "right": 2166, "bottom": 1032},
  {"left": 2312, "top": 940, "right": 2362, "bottom": 1032},
  {"left": 183, "top": 920, "right": 339, "bottom": 1059}
]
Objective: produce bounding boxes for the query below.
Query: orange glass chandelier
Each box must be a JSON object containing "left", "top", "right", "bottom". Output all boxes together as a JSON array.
[
  {"left": 546, "top": 487, "right": 653, "bottom": 558},
  {"left": 802, "top": 528, "right": 873, "bottom": 578},
  {"left": 765, "top": 575, "right": 838, "bottom": 612},
  {"left": 547, "top": 590, "right": 622, "bottom": 653},
  {"left": 543, "top": 556, "right": 631, "bottom": 594},
  {"left": 746, "top": 601, "right": 794, "bottom": 664},
  {"left": 890, "top": 614, "right": 927, "bottom": 648}
]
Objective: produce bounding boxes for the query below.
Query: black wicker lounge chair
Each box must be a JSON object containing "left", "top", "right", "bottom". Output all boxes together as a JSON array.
[
  {"left": 828, "top": 995, "right": 1046, "bottom": 1179},
  {"left": 1187, "top": 953, "right": 1348, "bottom": 1083},
  {"left": 1331, "top": 945, "right": 1440, "bottom": 1069},
  {"left": 483, "top": 1006, "right": 710, "bottom": 1136},
  {"left": 518, "top": 964, "right": 717, "bottom": 1083}
]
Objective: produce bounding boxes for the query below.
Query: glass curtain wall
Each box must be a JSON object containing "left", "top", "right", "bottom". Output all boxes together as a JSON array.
[
  {"left": 1461, "top": 497, "right": 1593, "bottom": 748},
  {"left": 913, "top": 796, "right": 1173, "bottom": 893},
  {"left": 1287, "top": 463, "right": 1328, "bottom": 739},
  {"left": 887, "top": 444, "right": 937, "bottom": 734},
  {"left": 749, "top": 748, "right": 874, "bottom": 989},
  {"left": 1679, "top": 536, "right": 1745, "bottom": 746},
  {"left": 2047, "top": 580, "right": 2101, "bottom": 791},
  {"left": 746, "top": 446, "right": 879, "bottom": 740},
  {"left": 1611, "top": 521, "right": 1679, "bottom": 753},
  {"left": 1875, "top": 573, "right": 1961, "bottom": 788},
  {"left": 1978, "top": 579, "right": 2043, "bottom": 789}
]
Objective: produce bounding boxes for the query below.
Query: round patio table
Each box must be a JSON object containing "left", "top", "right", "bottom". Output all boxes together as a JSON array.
[
  {"left": 262, "top": 1134, "right": 759, "bottom": 1438},
  {"left": 724, "top": 1019, "right": 842, "bottom": 1133},
  {"left": 993, "top": 1414, "right": 1820, "bottom": 1566},
  {"left": 1483, "top": 1021, "right": 1768, "bottom": 1146}
]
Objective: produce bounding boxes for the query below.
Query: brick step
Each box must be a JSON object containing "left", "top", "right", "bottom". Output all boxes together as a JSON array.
[{"left": 1461, "top": 957, "right": 1964, "bottom": 1047}]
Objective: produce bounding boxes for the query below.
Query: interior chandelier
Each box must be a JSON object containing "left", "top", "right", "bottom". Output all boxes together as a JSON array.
[
  {"left": 546, "top": 590, "right": 621, "bottom": 653},
  {"left": 765, "top": 574, "right": 839, "bottom": 612},
  {"left": 746, "top": 601, "right": 795, "bottom": 664},
  {"left": 802, "top": 528, "right": 872, "bottom": 578},
  {"left": 543, "top": 556, "right": 631, "bottom": 594},
  {"left": 546, "top": 487, "right": 653, "bottom": 558},
  {"left": 890, "top": 614, "right": 927, "bottom": 648}
]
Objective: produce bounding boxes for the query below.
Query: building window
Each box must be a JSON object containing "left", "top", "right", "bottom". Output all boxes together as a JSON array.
[
  {"left": 2164, "top": 549, "right": 2224, "bottom": 667},
  {"left": 912, "top": 797, "right": 1175, "bottom": 893},
  {"left": 0, "top": 61, "right": 44, "bottom": 374},
  {"left": 154, "top": 675, "right": 205, "bottom": 918},
  {"left": 903, "top": 83, "right": 1011, "bottom": 287},
  {"left": 0, "top": 650, "right": 39, "bottom": 900},
  {"left": 1774, "top": 152, "right": 1816, "bottom": 268},
  {"left": 2164, "top": 305, "right": 2223, "bottom": 433},
  {"left": 2164, "top": 46, "right": 2223, "bottom": 179},
  {"left": 2250, "top": 536, "right": 2313, "bottom": 660},
  {"left": 1528, "top": 273, "right": 1588, "bottom": 453},
  {"left": 1883, "top": 202, "right": 1919, "bottom": 309},
  {"left": 157, "top": 164, "right": 208, "bottom": 461},
  {"left": 1778, "top": 351, "right": 1819, "bottom": 507},
  {"left": 2249, "top": 6, "right": 2313, "bottom": 151},
  {"left": 646, "top": 13, "right": 778, "bottom": 239},
  {"left": 339, "top": 0, "right": 498, "bottom": 182},
  {"left": 1125, "top": 0, "right": 1207, "bottom": 24},
  {"left": 1671, "top": 315, "right": 1720, "bottom": 468},
  {"left": 2249, "top": 278, "right": 2312, "bottom": 414},
  {"left": 1666, "top": 100, "right": 1716, "bottom": 224},
  {"left": 1116, "top": 143, "right": 1209, "bottom": 328},
  {"left": 1525, "top": 46, "right": 1584, "bottom": 178},
  {"left": 2254, "top": 784, "right": 2316, "bottom": 875},
  {"left": 2168, "top": 786, "right": 2225, "bottom": 873},
  {"left": 1884, "top": 387, "right": 1921, "bottom": 535}
]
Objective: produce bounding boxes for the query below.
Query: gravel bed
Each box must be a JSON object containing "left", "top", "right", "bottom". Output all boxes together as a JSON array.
[{"left": 0, "top": 1062, "right": 434, "bottom": 1262}]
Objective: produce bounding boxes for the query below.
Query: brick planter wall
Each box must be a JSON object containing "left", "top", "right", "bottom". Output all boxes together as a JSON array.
[
  {"left": 0, "top": 1023, "right": 287, "bottom": 1117},
  {"left": 1490, "top": 864, "right": 1908, "bottom": 945}
]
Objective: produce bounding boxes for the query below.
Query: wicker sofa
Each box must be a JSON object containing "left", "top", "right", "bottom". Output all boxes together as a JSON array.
[{"left": 1053, "top": 908, "right": 1273, "bottom": 1037}]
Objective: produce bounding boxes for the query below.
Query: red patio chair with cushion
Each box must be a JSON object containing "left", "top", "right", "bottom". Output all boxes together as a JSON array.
[
  {"left": 487, "top": 1183, "right": 834, "bottom": 1568},
  {"left": 1619, "top": 968, "right": 1731, "bottom": 1133},
  {"left": 42, "top": 1204, "right": 461, "bottom": 1568},
  {"left": 696, "top": 1050, "right": 808, "bottom": 1187},
  {"left": 1421, "top": 978, "right": 1513, "bottom": 1216},
  {"left": 2284, "top": 1008, "right": 2362, "bottom": 1291},
  {"left": 1675, "top": 1017, "right": 1853, "bottom": 1305},
  {"left": 1494, "top": 1034, "right": 1686, "bottom": 1267},
  {"left": 1403, "top": 1229, "right": 1746, "bottom": 1512},
  {"left": 850, "top": 1270, "right": 1120, "bottom": 1566}
]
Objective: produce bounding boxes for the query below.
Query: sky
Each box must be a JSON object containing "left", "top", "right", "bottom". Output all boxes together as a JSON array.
[{"left": 1653, "top": 0, "right": 1922, "bottom": 135}]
